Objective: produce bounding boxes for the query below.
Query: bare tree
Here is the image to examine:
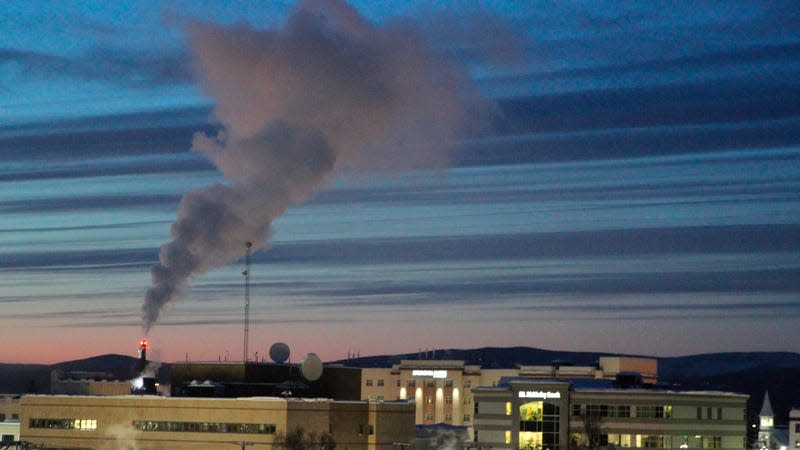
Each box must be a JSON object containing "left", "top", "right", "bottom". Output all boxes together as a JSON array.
[
  {"left": 574, "top": 409, "right": 605, "bottom": 450},
  {"left": 274, "top": 426, "right": 336, "bottom": 450}
]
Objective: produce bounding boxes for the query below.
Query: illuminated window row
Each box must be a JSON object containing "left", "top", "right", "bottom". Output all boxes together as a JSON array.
[
  {"left": 132, "top": 420, "right": 275, "bottom": 434},
  {"left": 29, "top": 418, "right": 97, "bottom": 430},
  {"left": 571, "top": 404, "right": 672, "bottom": 419}
]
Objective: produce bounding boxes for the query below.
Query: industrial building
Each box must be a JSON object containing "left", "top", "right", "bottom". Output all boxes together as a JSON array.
[
  {"left": 169, "top": 360, "right": 361, "bottom": 400},
  {"left": 471, "top": 378, "right": 748, "bottom": 450},
  {"left": 20, "top": 395, "right": 414, "bottom": 450}
]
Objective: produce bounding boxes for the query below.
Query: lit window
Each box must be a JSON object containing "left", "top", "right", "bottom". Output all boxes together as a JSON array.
[
  {"left": 505, "top": 430, "right": 511, "bottom": 444},
  {"left": 506, "top": 402, "right": 512, "bottom": 416}
]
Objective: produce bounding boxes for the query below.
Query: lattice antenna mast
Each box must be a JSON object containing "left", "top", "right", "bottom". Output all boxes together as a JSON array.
[{"left": 243, "top": 241, "right": 252, "bottom": 362}]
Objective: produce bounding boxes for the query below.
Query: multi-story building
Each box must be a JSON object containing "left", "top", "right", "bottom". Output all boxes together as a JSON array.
[
  {"left": 20, "top": 394, "right": 414, "bottom": 450},
  {"left": 360, "top": 357, "right": 658, "bottom": 429},
  {"left": 50, "top": 370, "right": 132, "bottom": 396},
  {"left": 789, "top": 407, "right": 800, "bottom": 449},
  {"left": 0, "top": 395, "right": 20, "bottom": 422},
  {"left": 472, "top": 378, "right": 748, "bottom": 450}
]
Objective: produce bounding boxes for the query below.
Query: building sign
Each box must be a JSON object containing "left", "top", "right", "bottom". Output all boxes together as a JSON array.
[
  {"left": 518, "top": 390, "right": 561, "bottom": 399},
  {"left": 411, "top": 370, "right": 447, "bottom": 379}
]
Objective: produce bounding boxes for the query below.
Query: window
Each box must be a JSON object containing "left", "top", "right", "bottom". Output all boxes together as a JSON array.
[
  {"left": 426, "top": 380, "right": 435, "bottom": 388},
  {"left": 131, "top": 420, "right": 275, "bottom": 434},
  {"left": 608, "top": 434, "right": 632, "bottom": 447},
  {"left": 445, "top": 414, "right": 452, "bottom": 423},
  {"left": 702, "top": 436, "right": 722, "bottom": 449},
  {"left": 365, "top": 379, "right": 373, "bottom": 386},
  {"left": 407, "top": 380, "right": 416, "bottom": 388},
  {"left": 29, "top": 418, "right": 97, "bottom": 431},
  {"left": 636, "top": 405, "right": 665, "bottom": 419},
  {"left": 463, "top": 414, "right": 471, "bottom": 422},
  {"left": 697, "top": 407, "right": 702, "bottom": 420},
  {"left": 426, "top": 396, "right": 432, "bottom": 404},
  {"left": 10, "top": 414, "right": 17, "bottom": 420},
  {"left": 587, "top": 404, "right": 609, "bottom": 417},
  {"left": 717, "top": 408, "right": 722, "bottom": 420},
  {"left": 465, "top": 380, "right": 472, "bottom": 388},
  {"left": 425, "top": 413, "right": 434, "bottom": 421},
  {"left": 474, "top": 402, "right": 479, "bottom": 414},
  {"left": 506, "top": 402, "right": 512, "bottom": 415},
  {"left": 358, "top": 424, "right": 374, "bottom": 435},
  {"left": 0, "top": 414, "right": 4, "bottom": 421},
  {"left": 396, "top": 379, "right": 401, "bottom": 387},
  {"left": 585, "top": 404, "right": 631, "bottom": 418},
  {"left": 505, "top": 430, "right": 512, "bottom": 444},
  {"left": 571, "top": 404, "right": 582, "bottom": 417},
  {"left": 707, "top": 407, "right": 712, "bottom": 420},
  {"left": 641, "top": 435, "right": 664, "bottom": 448},
  {"left": 445, "top": 396, "right": 453, "bottom": 405},
  {"left": 2, "top": 435, "right": 14, "bottom": 443},
  {"left": 377, "top": 379, "right": 384, "bottom": 387},
  {"left": 445, "top": 380, "right": 454, "bottom": 388}
]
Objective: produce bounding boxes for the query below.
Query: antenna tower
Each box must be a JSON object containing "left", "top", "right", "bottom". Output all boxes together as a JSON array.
[{"left": 243, "top": 241, "right": 252, "bottom": 362}]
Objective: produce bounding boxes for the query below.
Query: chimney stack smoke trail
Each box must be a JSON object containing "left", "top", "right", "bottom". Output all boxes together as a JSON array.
[{"left": 141, "top": 0, "right": 498, "bottom": 332}]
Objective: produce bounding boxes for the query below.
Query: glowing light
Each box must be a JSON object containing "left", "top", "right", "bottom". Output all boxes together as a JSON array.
[
  {"left": 518, "top": 390, "right": 561, "bottom": 399},
  {"left": 412, "top": 369, "right": 447, "bottom": 379},
  {"left": 132, "top": 376, "right": 144, "bottom": 390}
]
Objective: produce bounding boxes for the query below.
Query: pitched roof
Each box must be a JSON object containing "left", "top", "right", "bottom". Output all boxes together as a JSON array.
[{"left": 760, "top": 391, "right": 774, "bottom": 417}]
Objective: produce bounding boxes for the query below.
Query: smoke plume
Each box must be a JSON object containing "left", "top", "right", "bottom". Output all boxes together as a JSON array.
[{"left": 142, "top": 0, "right": 493, "bottom": 332}]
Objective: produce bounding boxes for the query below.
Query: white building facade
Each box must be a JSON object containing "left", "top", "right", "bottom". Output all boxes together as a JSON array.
[{"left": 472, "top": 378, "right": 748, "bottom": 450}]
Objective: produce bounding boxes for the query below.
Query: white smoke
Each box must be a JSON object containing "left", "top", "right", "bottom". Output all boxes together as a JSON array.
[
  {"left": 103, "top": 422, "right": 140, "bottom": 450},
  {"left": 142, "top": 0, "right": 495, "bottom": 331}
]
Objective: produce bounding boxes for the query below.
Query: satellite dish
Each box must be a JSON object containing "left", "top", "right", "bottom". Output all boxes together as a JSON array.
[
  {"left": 299, "top": 353, "right": 323, "bottom": 381},
  {"left": 269, "top": 342, "right": 291, "bottom": 364}
]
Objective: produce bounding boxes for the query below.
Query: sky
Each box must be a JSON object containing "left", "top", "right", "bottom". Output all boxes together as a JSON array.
[{"left": 1, "top": 0, "right": 799, "bottom": 365}]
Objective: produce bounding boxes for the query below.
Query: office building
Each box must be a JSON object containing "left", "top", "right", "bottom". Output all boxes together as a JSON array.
[{"left": 472, "top": 378, "right": 748, "bottom": 450}]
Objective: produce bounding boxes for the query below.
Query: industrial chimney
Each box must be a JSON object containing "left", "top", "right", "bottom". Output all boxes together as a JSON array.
[{"left": 131, "top": 339, "right": 158, "bottom": 395}]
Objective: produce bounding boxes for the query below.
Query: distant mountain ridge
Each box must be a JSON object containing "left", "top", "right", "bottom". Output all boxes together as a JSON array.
[{"left": 1, "top": 347, "right": 797, "bottom": 424}]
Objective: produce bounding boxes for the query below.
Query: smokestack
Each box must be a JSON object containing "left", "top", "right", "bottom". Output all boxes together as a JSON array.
[
  {"left": 137, "top": 338, "right": 148, "bottom": 373},
  {"left": 140, "top": 0, "right": 495, "bottom": 331},
  {"left": 132, "top": 339, "right": 158, "bottom": 395}
]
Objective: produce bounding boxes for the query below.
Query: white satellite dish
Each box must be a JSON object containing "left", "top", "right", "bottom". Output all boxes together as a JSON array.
[
  {"left": 269, "top": 342, "right": 291, "bottom": 364},
  {"left": 299, "top": 353, "right": 323, "bottom": 381}
]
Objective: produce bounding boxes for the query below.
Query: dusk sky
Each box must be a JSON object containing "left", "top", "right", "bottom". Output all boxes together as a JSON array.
[{"left": 1, "top": 0, "right": 799, "bottom": 365}]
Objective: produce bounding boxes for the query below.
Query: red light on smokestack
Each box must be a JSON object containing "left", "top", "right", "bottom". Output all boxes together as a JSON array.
[{"left": 138, "top": 338, "right": 148, "bottom": 373}]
